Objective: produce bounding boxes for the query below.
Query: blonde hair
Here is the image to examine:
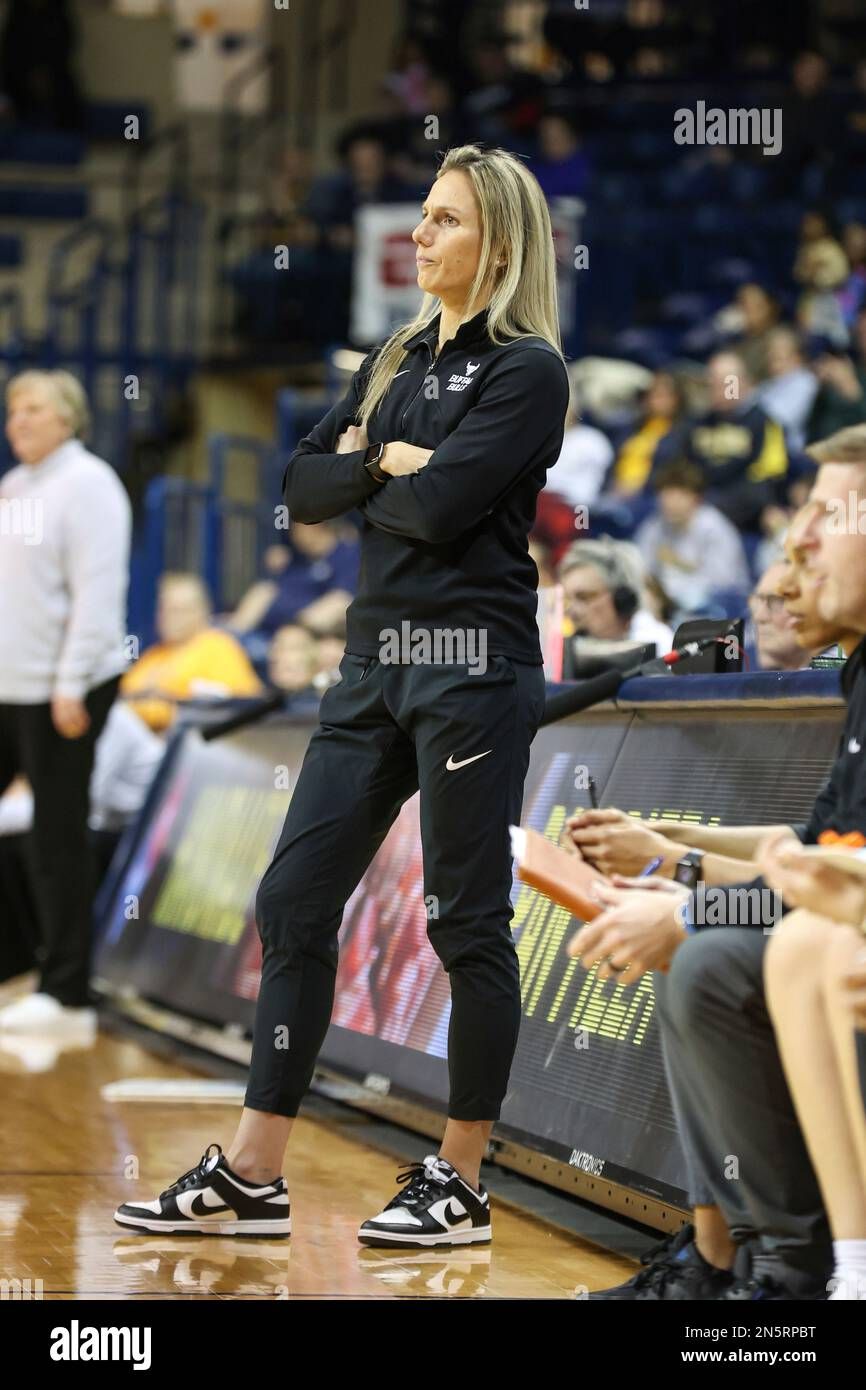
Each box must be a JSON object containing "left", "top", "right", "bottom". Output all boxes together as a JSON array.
[
  {"left": 807, "top": 424, "right": 866, "bottom": 466},
  {"left": 6, "top": 369, "right": 91, "bottom": 438},
  {"left": 158, "top": 571, "right": 212, "bottom": 612},
  {"left": 356, "top": 144, "right": 563, "bottom": 432}
]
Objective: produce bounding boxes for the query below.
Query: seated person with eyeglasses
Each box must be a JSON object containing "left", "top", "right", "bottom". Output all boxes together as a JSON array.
[{"left": 750, "top": 559, "right": 817, "bottom": 671}]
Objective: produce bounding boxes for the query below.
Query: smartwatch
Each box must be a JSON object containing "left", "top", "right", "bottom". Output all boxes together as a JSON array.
[
  {"left": 363, "top": 441, "right": 388, "bottom": 484},
  {"left": 673, "top": 849, "right": 704, "bottom": 892}
]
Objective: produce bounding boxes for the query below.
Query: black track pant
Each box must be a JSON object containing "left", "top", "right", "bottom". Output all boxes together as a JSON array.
[
  {"left": 0, "top": 676, "right": 120, "bottom": 1006},
  {"left": 244, "top": 652, "right": 546, "bottom": 1121}
]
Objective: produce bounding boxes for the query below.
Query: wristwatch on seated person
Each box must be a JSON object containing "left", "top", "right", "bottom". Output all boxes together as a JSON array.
[
  {"left": 673, "top": 849, "right": 705, "bottom": 892},
  {"left": 363, "top": 441, "right": 388, "bottom": 483}
]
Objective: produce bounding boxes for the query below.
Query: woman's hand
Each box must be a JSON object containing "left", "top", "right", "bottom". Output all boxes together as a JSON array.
[
  {"left": 381, "top": 442, "right": 433, "bottom": 477},
  {"left": 336, "top": 424, "right": 368, "bottom": 454},
  {"left": 51, "top": 695, "right": 90, "bottom": 739}
]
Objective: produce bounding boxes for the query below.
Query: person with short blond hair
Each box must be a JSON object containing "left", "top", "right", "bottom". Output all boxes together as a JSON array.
[
  {"left": 120, "top": 571, "right": 263, "bottom": 731},
  {"left": 6, "top": 368, "right": 91, "bottom": 439},
  {"left": 0, "top": 368, "right": 131, "bottom": 1034}
]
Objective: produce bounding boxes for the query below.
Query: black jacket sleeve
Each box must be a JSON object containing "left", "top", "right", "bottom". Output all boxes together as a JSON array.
[
  {"left": 359, "top": 347, "right": 570, "bottom": 544},
  {"left": 801, "top": 768, "right": 842, "bottom": 844},
  {"left": 282, "top": 348, "right": 384, "bottom": 523}
]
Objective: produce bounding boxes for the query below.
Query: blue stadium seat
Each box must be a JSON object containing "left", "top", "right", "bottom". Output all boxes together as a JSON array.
[
  {"left": 0, "top": 236, "right": 22, "bottom": 267},
  {"left": 0, "top": 129, "right": 85, "bottom": 165},
  {"left": 0, "top": 186, "right": 88, "bottom": 219}
]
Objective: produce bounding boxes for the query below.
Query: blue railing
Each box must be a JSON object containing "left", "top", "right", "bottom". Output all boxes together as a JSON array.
[
  {"left": 208, "top": 433, "right": 286, "bottom": 608},
  {"left": 129, "top": 476, "right": 218, "bottom": 648},
  {"left": 130, "top": 431, "right": 290, "bottom": 643}
]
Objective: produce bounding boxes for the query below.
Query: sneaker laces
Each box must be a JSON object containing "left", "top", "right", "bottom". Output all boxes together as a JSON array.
[
  {"left": 386, "top": 1159, "right": 444, "bottom": 1210},
  {"left": 160, "top": 1143, "right": 223, "bottom": 1199}
]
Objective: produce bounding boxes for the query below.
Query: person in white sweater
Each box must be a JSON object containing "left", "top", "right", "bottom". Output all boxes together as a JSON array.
[{"left": 0, "top": 369, "right": 131, "bottom": 1034}]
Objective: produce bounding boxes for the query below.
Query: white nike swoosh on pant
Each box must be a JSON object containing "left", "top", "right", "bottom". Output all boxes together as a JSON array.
[{"left": 445, "top": 750, "right": 492, "bottom": 771}]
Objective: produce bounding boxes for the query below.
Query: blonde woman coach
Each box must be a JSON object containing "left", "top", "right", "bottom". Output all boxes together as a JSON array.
[{"left": 116, "top": 145, "right": 570, "bottom": 1247}]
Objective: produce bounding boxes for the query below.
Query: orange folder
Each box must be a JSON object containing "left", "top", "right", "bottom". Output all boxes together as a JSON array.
[
  {"left": 510, "top": 825, "right": 673, "bottom": 974},
  {"left": 509, "top": 825, "right": 608, "bottom": 922}
]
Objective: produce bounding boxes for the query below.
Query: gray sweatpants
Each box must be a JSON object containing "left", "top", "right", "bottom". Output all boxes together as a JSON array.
[{"left": 654, "top": 928, "right": 833, "bottom": 1288}]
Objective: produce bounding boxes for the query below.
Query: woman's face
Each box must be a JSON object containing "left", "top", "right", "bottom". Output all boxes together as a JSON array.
[
  {"left": 645, "top": 372, "right": 679, "bottom": 418},
  {"left": 6, "top": 383, "right": 72, "bottom": 465},
  {"left": 413, "top": 168, "right": 486, "bottom": 311}
]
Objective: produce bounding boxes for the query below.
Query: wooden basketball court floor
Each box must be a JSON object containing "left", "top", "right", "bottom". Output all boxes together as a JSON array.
[{"left": 0, "top": 975, "right": 643, "bottom": 1301}]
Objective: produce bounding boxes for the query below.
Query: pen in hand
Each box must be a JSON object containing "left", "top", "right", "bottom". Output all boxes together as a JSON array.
[{"left": 638, "top": 855, "right": 664, "bottom": 878}]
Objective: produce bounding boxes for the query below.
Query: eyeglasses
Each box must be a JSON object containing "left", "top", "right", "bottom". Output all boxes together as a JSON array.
[
  {"left": 566, "top": 589, "right": 609, "bottom": 606},
  {"left": 748, "top": 593, "right": 787, "bottom": 615}
]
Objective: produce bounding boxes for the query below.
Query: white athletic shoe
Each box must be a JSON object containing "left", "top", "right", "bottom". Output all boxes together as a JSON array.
[
  {"left": 358, "top": 1155, "right": 492, "bottom": 1248},
  {"left": 114, "top": 1143, "right": 291, "bottom": 1237},
  {"left": 0, "top": 992, "right": 96, "bottom": 1035}
]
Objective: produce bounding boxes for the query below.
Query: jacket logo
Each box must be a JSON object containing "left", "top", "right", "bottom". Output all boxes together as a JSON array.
[
  {"left": 850, "top": 737, "right": 862, "bottom": 754},
  {"left": 446, "top": 361, "right": 481, "bottom": 393}
]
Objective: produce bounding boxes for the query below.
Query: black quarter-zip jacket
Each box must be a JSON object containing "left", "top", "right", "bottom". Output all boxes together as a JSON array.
[{"left": 282, "top": 306, "right": 570, "bottom": 664}]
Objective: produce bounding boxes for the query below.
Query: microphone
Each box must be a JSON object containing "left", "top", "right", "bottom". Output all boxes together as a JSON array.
[
  {"left": 539, "top": 628, "right": 735, "bottom": 727},
  {"left": 540, "top": 666, "right": 626, "bottom": 726},
  {"left": 657, "top": 634, "right": 728, "bottom": 669}
]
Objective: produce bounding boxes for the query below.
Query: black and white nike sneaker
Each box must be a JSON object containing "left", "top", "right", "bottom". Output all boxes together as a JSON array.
[
  {"left": 113, "top": 1143, "right": 291, "bottom": 1237},
  {"left": 358, "top": 1154, "right": 491, "bottom": 1248}
]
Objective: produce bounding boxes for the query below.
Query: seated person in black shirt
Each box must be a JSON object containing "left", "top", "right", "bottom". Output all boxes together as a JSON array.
[{"left": 570, "top": 432, "right": 866, "bottom": 1301}]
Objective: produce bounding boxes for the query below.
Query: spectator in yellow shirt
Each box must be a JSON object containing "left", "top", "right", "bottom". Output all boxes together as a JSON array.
[
  {"left": 122, "top": 573, "right": 263, "bottom": 731},
  {"left": 610, "top": 370, "right": 685, "bottom": 496}
]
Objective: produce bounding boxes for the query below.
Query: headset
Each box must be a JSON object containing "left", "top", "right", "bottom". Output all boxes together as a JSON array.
[
  {"left": 611, "top": 582, "right": 639, "bottom": 623},
  {"left": 563, "top": 537, "right": 642, "bottom": 623}
]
